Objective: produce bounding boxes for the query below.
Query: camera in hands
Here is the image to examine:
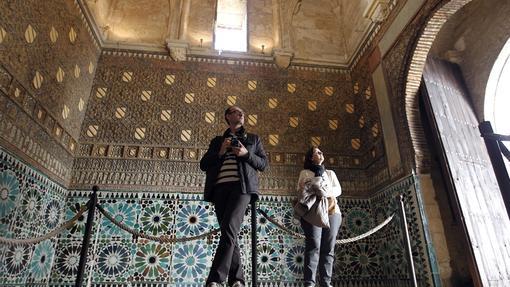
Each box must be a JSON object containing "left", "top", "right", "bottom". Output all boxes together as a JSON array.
[{"left": 230, "top": 136, "right": 241, "bottom": 148}]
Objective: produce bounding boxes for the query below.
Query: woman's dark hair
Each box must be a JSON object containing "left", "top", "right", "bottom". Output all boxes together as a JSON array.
[{"left": 304, "top": 147, "right": 319, "bottom": 170}]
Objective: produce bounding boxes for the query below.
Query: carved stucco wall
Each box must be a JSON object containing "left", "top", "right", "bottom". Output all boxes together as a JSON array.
[
  {"left": 73, "top": 53, "right": 387, "bottom": 195},
  {"left": 0, "top": 0, "right": 100, "bottom": 185}
]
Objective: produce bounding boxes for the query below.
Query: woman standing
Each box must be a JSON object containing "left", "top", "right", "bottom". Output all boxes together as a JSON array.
[{"left": 295, "top": 147, "right": 342, "bottom": 287}]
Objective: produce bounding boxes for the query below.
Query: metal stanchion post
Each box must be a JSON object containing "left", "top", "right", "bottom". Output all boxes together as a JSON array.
[
  {"left": 251, "top": 201, "right": 258, "bottom": 287},
  {"left": 75, "top": 186, "right": 99, "bottom": 287},
  {"left": 397, "top": 194, "right": 418, "bottom": 287},
  {"left": 479, "top": 121, "right": 510, "bottom": 219}
]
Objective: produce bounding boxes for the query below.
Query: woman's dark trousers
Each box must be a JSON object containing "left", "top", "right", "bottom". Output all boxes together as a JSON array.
[{"left": 301, "top": 213, "right": 342, "bottom": 286}]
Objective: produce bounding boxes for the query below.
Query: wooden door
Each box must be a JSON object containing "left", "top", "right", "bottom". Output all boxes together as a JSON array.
[{"left": 422, "top": 56, "right": 510, "bottom": 286}]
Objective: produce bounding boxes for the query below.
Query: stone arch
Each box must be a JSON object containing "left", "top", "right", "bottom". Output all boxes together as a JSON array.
[{"left": 403, "top": 0, "right": 472, "bottom": 173}]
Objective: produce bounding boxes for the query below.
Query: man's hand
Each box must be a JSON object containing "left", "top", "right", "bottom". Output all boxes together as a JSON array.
[
  {"left": 232, "top": 142, "right": 248, "bottom": 157},
  {"left": 218, "top": 138, "right": 231, "bottom": 156}
]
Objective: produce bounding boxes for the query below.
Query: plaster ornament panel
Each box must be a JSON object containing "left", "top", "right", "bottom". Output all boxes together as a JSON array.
[
  {"left": 372, "top": 123, "right": 380, "bottom": 137},
  {"left": 324, "top": 86, "right": 334, "bottom": 96},
  {"left": 66, "top": 26, "right": 77, "bottom": 44},
  {"left": 164, "top": 74, "right": 176, "bottom": 85},
  {"left": 122, "top": 71, "right": 133, "bottom": 82},
  {"left": 181, "top": 130, "right": 192, "bottom": 142},
  {"left": 56, "top": 67, "right": 65, "bottom": 83},
  {"left": 287, "top": 83, "right": 296, "bottom": 93},
  {"left": 345, "top": 103, "right": 355, "bottom": 113},
  {"left": 182, "top": 92, "right": 194, "bottom": 104},
  {"left": 329, "top": 119, "right": 339, "bottom": 130},
  {"left": 88, "top": 62, "right": 94, "bottom": 74},
  {"left": 268, "top": 98, "right": 278, "bottom": 109},
  {"left": 32, "top": 71, "right": 43, "bottom": 89},
  {"left": 126, "top": 146, "right": 138, "bottom": 158},
  {"left": 227, "top": 95, "right": 237, "bottom": 106},
  {"left": 248, "top": 80, "right": 257, "bottom": 91},
  {"left": 269, "top": 134, "right": 279, "bottom": 146},
  {"left": 204, "top": 112, "right": 215, "bottom": 124},
  {"left": 353, "top": 82, "right": 360, "bottom": 94},
  {"left": 54, "top": 125, "right": 63, "bottom": 138},
  {"left": 61, "top": 105, "right": 69, "bottom": 120},
  {"left": 311, "top": 136, "right": 321, "bottom": 147},
  {"left": 365, "top": 87, "right": 372, "bottom": 99},
  {"left": 87, "top": 125, "right": 99, "bottom": 138},
  {"left": 352, "top": 138, "right": 361, "bottom": 150},
  {"left": 141, "top": 90, "right": 151, "bottom": 102},
  {"left": 0, "top": 26, "right": 6, "bottom": 43},
  {"left": 307, "top": 101, "right": 317, "bottom": 111},
  {"left": 74, "top": 65, "right": 80, "bottom": 78},
  {"left": 49, "top": 26, "right": 58, "bottom": 43},
  {"left": 207, "top": 77, "right": 216, "bottom": 88},
  {"left": 247, "top": 114, "right": 257, "bottom": 126},
  {"left": 289, "top": 117, "right": 299, "bottom": 128},
  {"left": 24, "top": 24, "right": 37, "bottom": 43},
  {"left": 160, "top": 109, "right": 171, "bottom": 122},
  {"left": 115, "top": 107, "right": 127, "bottom": 119},
  {"left": 134, "top": 127, "right": 146, "bottom": 140},
  {"left": 96, "top": 87, "right": 107, "bottom": 99},
  {"left": 359, "top": 116, "right": 365, "bottom": 128}
]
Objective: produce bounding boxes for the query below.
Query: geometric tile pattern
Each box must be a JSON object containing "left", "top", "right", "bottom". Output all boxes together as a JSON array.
[
  {"left": 0, "top": 148, "right": 432, "bottom": 286},
  {"left": 0, "top": 148, "right": 67, "bottom": 285}
]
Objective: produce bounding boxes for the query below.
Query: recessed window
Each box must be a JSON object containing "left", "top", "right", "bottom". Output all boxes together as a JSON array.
[
  {"left": 214, "top": 0, "right": 247, "bottom": 52},
  {"left": 486, "top": 37, "right": 510, "bottom": 150}
]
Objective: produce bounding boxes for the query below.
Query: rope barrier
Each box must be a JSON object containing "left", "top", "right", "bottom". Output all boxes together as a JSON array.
[
  {"left": 0, "top": 204, "right": 89, "bottom": 246},
  {"left": 0, "top": 202, "right": 393, "bottom": 247},
  {"left": 257, "top": 208, "right": 395, "bottom": 244},
  {"left": 96, "top": 204, "right": 220, "bottom": 243}
]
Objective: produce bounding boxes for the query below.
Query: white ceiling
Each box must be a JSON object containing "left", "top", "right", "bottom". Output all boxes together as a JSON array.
[{"left": 82, "top": 0, "right": 397, "bottom": 68}]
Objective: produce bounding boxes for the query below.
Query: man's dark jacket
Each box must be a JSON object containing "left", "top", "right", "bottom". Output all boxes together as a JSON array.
[{"left": 200, "top": 131, "right": 268, "bottom": 202}]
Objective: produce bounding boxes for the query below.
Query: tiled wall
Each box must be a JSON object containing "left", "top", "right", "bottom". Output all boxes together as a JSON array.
[
  {"left": 0, "top": 149, "right": 432, "bottom": 286},
  {"left": 0, "top": 148, "right": 68, "bottom": 285}
]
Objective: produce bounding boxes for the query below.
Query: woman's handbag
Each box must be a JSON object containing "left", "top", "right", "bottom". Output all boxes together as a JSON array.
[{"left": 302, "top": 196, "right": 330, "bottom": 228}]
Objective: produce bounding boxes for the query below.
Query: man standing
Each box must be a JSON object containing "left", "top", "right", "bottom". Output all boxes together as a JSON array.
[{"left": 200, "top": 106, "right": 268, "bottom": 287}]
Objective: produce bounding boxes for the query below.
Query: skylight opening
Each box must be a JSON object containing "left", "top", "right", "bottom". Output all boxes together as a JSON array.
[{"left": 214, "top": 0, "right": 247, "bottom": 52}]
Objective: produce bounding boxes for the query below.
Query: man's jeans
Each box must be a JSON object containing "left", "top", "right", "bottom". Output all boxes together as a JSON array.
[{"left": 206, "top": 182, "right": 251, "bottom": 286}]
